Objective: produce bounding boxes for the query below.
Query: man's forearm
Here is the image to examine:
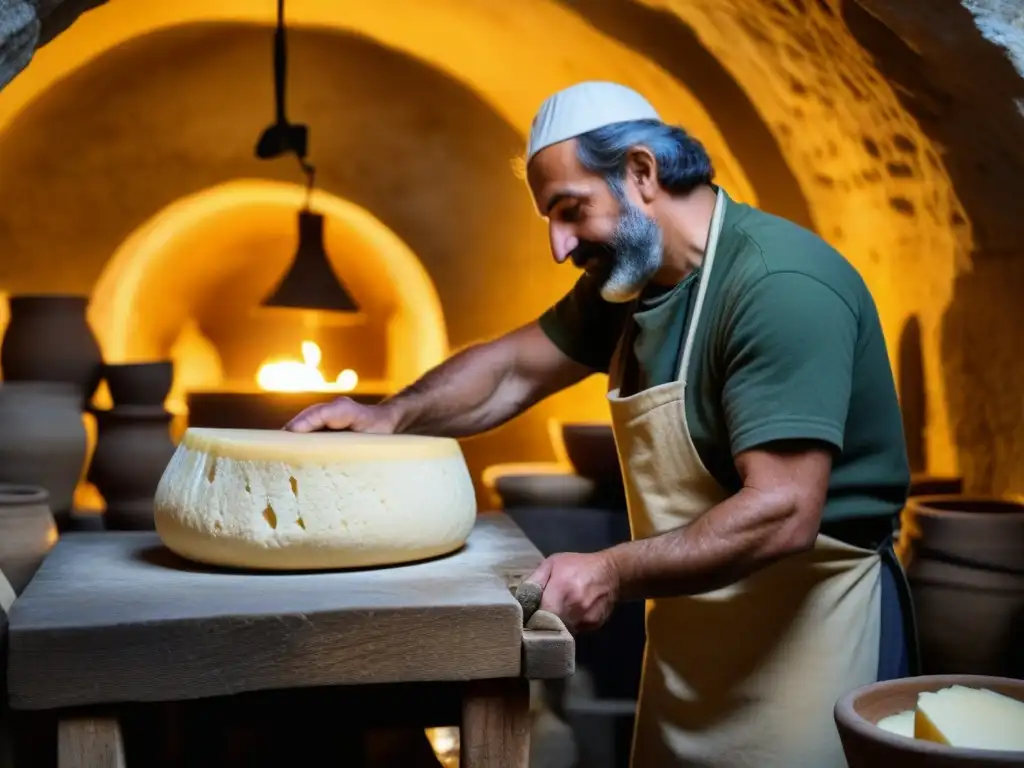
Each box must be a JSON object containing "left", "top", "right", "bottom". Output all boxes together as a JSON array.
[
  {"left": 383, "top": 342, "right": 529, "bottom": 437},
  {"left": 606, "top": 486, "right": 818, "bottom": 599}
]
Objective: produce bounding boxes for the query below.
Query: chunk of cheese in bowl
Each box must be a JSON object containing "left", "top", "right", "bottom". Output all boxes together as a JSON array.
[
  {"left": 836, "top": 675, "right": 1024, "bottom": 767},
  {"left": 912, "top": 685, "right": 1024, "bottom": 750},
  {"left": 154, "top": 428, "right": 476, "bottom": 570}
]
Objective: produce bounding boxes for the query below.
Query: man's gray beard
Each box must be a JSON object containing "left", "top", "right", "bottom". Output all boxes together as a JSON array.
[{"left": 599, "top": 200, "right": 663, "bottom": 304}]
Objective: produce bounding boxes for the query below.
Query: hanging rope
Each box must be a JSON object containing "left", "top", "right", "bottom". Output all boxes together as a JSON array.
[
  {"left": 300, "top": 158, "right": 316, "bottom": 210},
  {"left": 256, "top": 0, "right": 316, "bottom": 203}
]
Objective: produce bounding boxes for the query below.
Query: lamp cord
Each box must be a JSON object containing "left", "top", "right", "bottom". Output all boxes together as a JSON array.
[
  {"left": 273, "top": 0, "right": 286, "bottom": 126},
  {"left": 273, "top": 0, "right": 316, "bottom": 208},
  {"left": 300, "top": 158, "right": 316, "bottom": 210}
]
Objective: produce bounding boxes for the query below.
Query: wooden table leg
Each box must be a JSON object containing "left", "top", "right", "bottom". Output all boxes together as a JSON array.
[
  {"left": 58, "top": 717, "right": 125, "bottom": 768},
  {"left": 460, "top": 677, "right": 530, "bottom": 768}
]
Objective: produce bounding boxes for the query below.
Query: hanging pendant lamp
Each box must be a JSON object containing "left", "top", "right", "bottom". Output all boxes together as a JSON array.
[
  {"left": 254, "top": 0, "right": 359, "bottom": 314},
  {"left": 262, "top": 210, "right": 360, "bottom": 312}
]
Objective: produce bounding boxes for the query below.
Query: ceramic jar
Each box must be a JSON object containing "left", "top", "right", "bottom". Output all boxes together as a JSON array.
[
  {"left": 89, "top": 406, "right": 175, "bottom": 530},
  {"left": 0, "top": 383, "right": 87, "bottom": 527},
  {"left": 555, "top": 422, "right": 620, "bottom": 481},
  {"left": 549, "top": 421, "right": 626, "bottom": 505},
  {"left": 102, "top": 361, "right": 173, "bottom": 408},
  {"left": 483, "top": 462, "right": 626, "bottom": 511},
  {"left": 901, "top": 495, "right": 1024, "bottom": 678},
  {"left": 0, "top": 484, "right": 57, "bottom": 595},
  {"left": 893, "top": 475, "right": 965, "bottom": 554},
  {"left": 0, "top": 294, "right": 102, "bottom": 401},
  {"left": 835, "top": 674, "right": 1024, "bottom": 767},
  {"left": 908, "top": 474, "right": 963, "bottom": 496}
]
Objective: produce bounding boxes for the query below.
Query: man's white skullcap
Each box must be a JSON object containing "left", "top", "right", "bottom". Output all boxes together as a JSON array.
[{"left": 526, "top": 81, "right": 662, "bottom": 163}]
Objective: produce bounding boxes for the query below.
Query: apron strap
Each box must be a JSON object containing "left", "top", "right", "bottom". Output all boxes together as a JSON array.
[
  {"left": 677, "top": 187, "right": 728, "bottom": 384},
  {"left": 0, "top": 566, "right": 15, "bottom": 614},
  {"left": 609, "top": 187, "right": 729, "bottom": 394},
  {"left": 608, "top": 297, "right": 642, "bottom": 395}
]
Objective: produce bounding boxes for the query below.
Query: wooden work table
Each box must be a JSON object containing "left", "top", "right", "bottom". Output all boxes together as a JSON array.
[{"left": 5, "top": 512, "right": 574, "bottom": 767}]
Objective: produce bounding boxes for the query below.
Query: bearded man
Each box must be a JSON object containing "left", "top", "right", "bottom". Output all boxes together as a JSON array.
[{"left": 287, "top": 81, "right": 916, "bottom": 767}]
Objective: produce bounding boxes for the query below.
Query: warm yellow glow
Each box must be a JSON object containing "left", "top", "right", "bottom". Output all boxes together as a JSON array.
[
  {"left": 302, "top": 340, "right": 321, "bottom": 368},
  {"left": 166, "top": 318, "right": 223, "bottom": 413},
  {"left": 424, "top": 726, "right": 459, "bottom": 766},
  {"left": 88, "top": 180, "right": 448, "bottom": 395},
  {"left": 7, "top": 0, "right": 771, "bottom": 502},
  {"left": 0, "top": 0, "right": 971, "bottom": 486},
  {"left": 256, "top": 340, "right": 359, "bottom": 393},
  {"left": 0, "top": 0, "right": 755, "bottom": 207},
  {"left": 336, "top": 368, "right": 358, "bottom": 390}
]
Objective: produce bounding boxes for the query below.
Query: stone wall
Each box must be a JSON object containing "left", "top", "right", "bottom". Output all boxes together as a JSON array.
[
  {"left": 634, "top": 0, "right": 1024, "bottom": 495},
  {"left": 1, "top": 0, "right": 1022, "bottom": 497},
  {"left": 0, "top": 3, "right": 769, "bottom": 507},
  {"left": 850, "top": 0, "right": 1024, "bottom": 494},
  {"left": 0, "top": 24, "right": 552, "bottom": 504}
]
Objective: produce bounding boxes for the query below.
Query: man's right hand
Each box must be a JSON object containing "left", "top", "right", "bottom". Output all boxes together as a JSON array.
[
  {"left": 284, "top": 322, "right": 590, "bottom": 437},
  {"left": 284, "top": 397, "right": 400, "bottom": 434}
]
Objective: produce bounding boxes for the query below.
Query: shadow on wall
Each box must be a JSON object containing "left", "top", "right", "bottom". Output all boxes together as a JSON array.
[
  {"left": 897, "top": 314, "right": 926, "bottom": 474},
  {"left": 845, "top": 1, "right": 1024, "bottom": 496},
  {"left": 939, "top": 260, "right": 1024, "bottom": 496}
]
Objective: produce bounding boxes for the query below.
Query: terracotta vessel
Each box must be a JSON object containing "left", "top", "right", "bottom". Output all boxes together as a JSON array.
[
  {"left": 896, "top": 475, "right": 965, "bottom": 556},
  {"left": 89, "top": 406, "right": 175, "bottom": 530},
  {"left": 103, "top": 361, "right": 173, "bottom": 407},
  {"left": 909, "top": 474, "right": 964, "bottom": 496},
  {"left": 549, "top": 420, "right": 627, "bottom": 508},
  {"left": 0, "top": 383, "right": 87, "bottom": 527},
  {"left": 0, "top": 295, "right": 102, "bottom": 401},
  {"left": 835, "top": 674, "right": 1024, "bottom": 767},
  {"left": 901, "top": 496, "right": 1024, "bottom": 678},
  {"left": 483, "top": 462, "right": 626, "bottom": 510},
  {"left": 0, "top": 484, "right": 57, "bottom": 595},
  {"left": 552, "top": 422, "right": 621, "bottom": 481}
]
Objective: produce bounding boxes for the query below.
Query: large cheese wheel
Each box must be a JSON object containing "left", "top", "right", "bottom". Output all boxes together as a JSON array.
[{"left": 154, "top": 428, "right": 476, "bottom": 570}]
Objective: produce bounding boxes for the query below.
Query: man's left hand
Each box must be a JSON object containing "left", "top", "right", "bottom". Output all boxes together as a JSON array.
[{"left": 524, "top": 551, "right": 620, "bottom": 634}]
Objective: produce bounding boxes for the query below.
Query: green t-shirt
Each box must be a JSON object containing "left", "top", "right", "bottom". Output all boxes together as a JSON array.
[{"left": 539, "top": 191, "right": 910, "bottom": 527}]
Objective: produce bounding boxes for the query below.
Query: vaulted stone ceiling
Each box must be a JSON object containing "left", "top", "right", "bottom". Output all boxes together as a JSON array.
[{"left": 1, "top": 0, "right": 1022, "bottom": 494}]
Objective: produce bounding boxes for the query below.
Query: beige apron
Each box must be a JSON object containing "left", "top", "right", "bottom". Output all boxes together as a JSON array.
[{"left": 607, "top": 188, "right": 882, "bottom": 767}]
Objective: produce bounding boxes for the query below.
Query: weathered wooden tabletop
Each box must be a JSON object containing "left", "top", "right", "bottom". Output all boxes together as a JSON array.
[{"left": 7, "top": 512, "right": 551, "bottom": 711}]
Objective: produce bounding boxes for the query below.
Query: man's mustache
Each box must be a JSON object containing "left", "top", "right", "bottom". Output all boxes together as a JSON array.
[{"left": 570, "top": 241, "right": 616, "bottom": 269}]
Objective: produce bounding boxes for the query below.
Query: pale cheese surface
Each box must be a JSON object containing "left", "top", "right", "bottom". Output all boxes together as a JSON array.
[
  {"left": 914, "top": 685, "right": 1024, "bottom": 751},
  {"left": 154, "top": 428, "right": 476, "bottom": 570},
  {"left": 876, "top": 709, "right": 915, "bottom": 738}
]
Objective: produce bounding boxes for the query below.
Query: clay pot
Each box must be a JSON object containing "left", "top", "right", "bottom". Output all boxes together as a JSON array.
[
  {"left": 553, "top": 422, "right": 622, "bottom": 484},
  {"left": 0, "top": 382, "right": 87, "bottom": 527},
  {"left": 909, "top": 474, "right": 964, "bottom": 496},
  {"left": 0, "top": 295, "right": 102, "bottom": 400},
  {"left": 901, "top": 496, "right": 1024, "bottom": 678},
  {"left": 835, "top": 674, "right": 1024, "bottom": 767},
  {"left": 0, "top": 484, "right": 57, "bottom": 595},
  {"left": 482, "top": 463, "right": 625, "bottom": 510},
  {"left": 896, "top": 476, "right": 965, "bottom": 555},
  {"left": 89, "top": 406, "right": 175, "bottom": 530},
  {"left": 103, "top": 361, "right": 173, "bottom": 407}
]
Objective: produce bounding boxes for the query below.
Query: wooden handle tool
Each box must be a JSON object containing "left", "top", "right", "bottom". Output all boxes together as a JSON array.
[
  {"left": 513, "top": 580, "right": 574, "bottom": 678},
  {"left": 513, "top": 580, "right": 544, "bottom": 624}
]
